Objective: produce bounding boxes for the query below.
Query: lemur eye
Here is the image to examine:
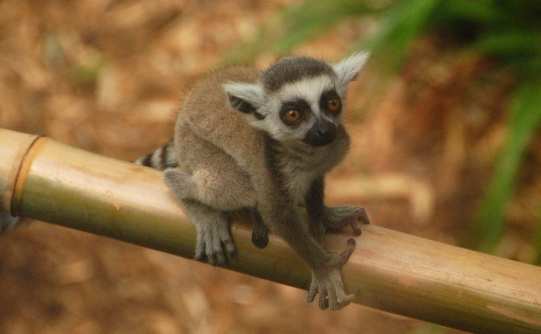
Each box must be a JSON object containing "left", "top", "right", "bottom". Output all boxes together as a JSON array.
[
  {"left": 327, "top": 98, "right": 341, "bottom": 113},
  {"left": 284, "top": 109, "right": 301, "bottom": 123}
]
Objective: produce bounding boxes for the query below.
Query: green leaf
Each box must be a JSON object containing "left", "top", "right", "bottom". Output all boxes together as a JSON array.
[
  {"left": 222, "top": 0, "right": 387, "bottom": 66},
  {"left": 273, "top": 0, "right": 382, "bottom": 53},
  {"left": 475, "top": 31, "right": 541, "bottom": 57},
  {"left": 354, "top": 0, "right": 441, "bottom": 71},
  {"left": 469, "top": 77, "right": 541, "bottom": 252},
  {"left": 442, "top": 0, "right": 502, "bottom": 23}
]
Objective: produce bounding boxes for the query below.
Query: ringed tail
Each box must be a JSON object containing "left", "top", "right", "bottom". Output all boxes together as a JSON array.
[{"left": 134, "top": 139, "right": 178, "bottom": 170}]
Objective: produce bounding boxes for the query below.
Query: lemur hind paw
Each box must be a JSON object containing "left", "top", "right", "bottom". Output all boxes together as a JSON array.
[{"left": 194, "top": 222, "right": 237, "bottom": 267}]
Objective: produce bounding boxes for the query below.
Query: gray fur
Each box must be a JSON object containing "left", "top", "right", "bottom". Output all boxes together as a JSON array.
[
  {"left": 156, "top": 53, "right": 370, "bottom": 310},
  {"left": 260, "top": 56, "right": 335, "bottom": 92}
]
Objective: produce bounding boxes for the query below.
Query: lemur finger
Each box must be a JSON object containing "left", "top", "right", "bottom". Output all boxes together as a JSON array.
[
  {"left": 223, "top": 239, "right": 237, "bottom": 259},
  {"left": 214, "top": 252, "right": 228, "bottom": 267},
  {"left": 319, "top": 289, "right": 329, "bottom": 310},
  {"left": 329, "top": 287, "right": 354, "bottom": 311},
  {"left": 307, "top": 281, "right": 318, "bottom": 303},
  {"left": 336, "top": 289, "right": 355, "bottom": 306},
  {"left": 210, "top": 239, "right": 229, "bottom": 267},
  {"left": 194, "top": 239, "right": 207, "bottom": 262},
  {"left": 336, "top": 238, "right": 356, "bottom": 264},
  {"left": 350, "top": 220, "right": 362, "bottom": 236},
  {"left": 328, "top": 288, "right": 339, "bottom": 311},
  {"left": 356, "top": 207, "right": 370, "bottom": 225},
  {"left": 328, "top": 239, "right": 355, "bottom": 266}
]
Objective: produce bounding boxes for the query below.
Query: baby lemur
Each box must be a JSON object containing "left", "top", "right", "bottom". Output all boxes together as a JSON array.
[{"left": 136, "top": 53, "right": 371, "bottom": 310}]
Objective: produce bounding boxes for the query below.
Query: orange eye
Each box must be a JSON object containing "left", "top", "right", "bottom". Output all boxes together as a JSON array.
[
  {"left": 284, "top": 109, "right": 301, "bottom": 123},
  {"left": 327, "top": 98, "right": 341, "bottom": 112}
]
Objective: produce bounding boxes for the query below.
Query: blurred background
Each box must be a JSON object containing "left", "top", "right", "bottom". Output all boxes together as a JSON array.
[{"left": 1, "top": 0, "right": 540, "bottom": 333}]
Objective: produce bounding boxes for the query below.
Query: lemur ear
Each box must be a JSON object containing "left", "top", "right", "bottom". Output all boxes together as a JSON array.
[
  {"left": 333, "top": 51, "right": 370, "bottom": 88},
  {"left": 223, "top": 82, "right": 266, "bottom": 120}
]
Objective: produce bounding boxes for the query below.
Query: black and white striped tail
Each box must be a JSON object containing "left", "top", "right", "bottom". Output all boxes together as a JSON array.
[{"left": 134, "top": 139, "right": 178, "bottom": 170}]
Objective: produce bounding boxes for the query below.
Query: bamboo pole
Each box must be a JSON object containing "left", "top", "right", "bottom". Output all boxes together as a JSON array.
[{"left": 1, "top": 127, "right": 540, "bottom": 333}]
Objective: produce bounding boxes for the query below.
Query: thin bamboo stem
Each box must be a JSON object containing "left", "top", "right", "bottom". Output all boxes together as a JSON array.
[{"left": 1, "top": 128, "right": 540, "bottom": 333}]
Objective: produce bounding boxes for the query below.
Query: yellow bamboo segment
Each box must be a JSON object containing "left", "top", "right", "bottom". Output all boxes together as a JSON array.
[
  {"left": 0, "top": 130, "right": 39, "bottom": 214},
  {"left": 1, "top": 128, "right": 540, "bottom": 333}
]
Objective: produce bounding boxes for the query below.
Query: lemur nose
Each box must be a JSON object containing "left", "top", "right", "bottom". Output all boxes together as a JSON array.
[
  {"left": 303, "top": 119, "right": 338, "bottom": 147},
  {"left": 317, "top": 128, "right": 330, "bottom": 138},
  {"left": 316, "top": 122, "right": 336, "bottom": 139}
]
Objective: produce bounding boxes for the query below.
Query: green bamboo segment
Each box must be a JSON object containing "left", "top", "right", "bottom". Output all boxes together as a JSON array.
[{"left": 1, "top": 128, "right": 540, "bottom": 333}]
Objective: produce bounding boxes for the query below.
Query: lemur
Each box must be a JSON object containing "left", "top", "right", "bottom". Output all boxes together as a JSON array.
[{"left": 136, "top": 53, "right": 371, "bottom": 310}]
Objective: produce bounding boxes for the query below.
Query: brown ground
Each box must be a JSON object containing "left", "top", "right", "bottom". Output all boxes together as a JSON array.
[{"left": 0, "top": 1, "right": 538, "bottom": 333}]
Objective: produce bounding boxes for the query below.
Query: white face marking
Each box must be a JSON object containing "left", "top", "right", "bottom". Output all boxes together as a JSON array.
[
  {"left": 258, "top": 75, "right": 343, "bottom": 142},
  {"left": 277, "top": 76, "right": 334, "bottom": 111}
]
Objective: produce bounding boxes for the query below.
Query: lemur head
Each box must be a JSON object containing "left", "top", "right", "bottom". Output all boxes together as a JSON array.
[{"left": 224, "top": 52, "right": 369, "bottom": 147}]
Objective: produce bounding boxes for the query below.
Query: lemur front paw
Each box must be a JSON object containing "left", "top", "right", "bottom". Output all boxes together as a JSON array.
[
  {"left": 307, "top": 239, "right": 356, "bottom": 310},
  {"left": 194, "top": 219, "right": 237, "bottom": 267},
  {"left": 324, "top": 206, "right": 370, "bottom": 236}
]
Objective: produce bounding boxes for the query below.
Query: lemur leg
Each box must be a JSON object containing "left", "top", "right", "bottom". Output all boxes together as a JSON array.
[
  {"left": 165, "top": 167, "right": 268, "bottom": 249},
  {"left": 165, "top": 169, "right": 269, "bottom": 249},
  {"left": 304, "top": 178, "right": 329, "bottom": 243},
  {"left": 171, "top": 123, "right": 257, "bottom": 211},
  {"left": 164, "top": 124, "right": 258, "bottom": 264},
  {"left": 164, "top": 168, "right": 247, "bottom": 266}
]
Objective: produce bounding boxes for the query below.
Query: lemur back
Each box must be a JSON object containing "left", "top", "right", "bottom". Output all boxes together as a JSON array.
[{"left": 134, "top": 67, "right": 262, "bottom": 172}]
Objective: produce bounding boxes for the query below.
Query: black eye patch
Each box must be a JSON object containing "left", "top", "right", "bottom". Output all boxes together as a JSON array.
[
  {"left": 279, "top": 98, "right": 312, "bottom": 125},
  {"left": 319, "top": 89, "right": 342, "bottom": 115}
]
